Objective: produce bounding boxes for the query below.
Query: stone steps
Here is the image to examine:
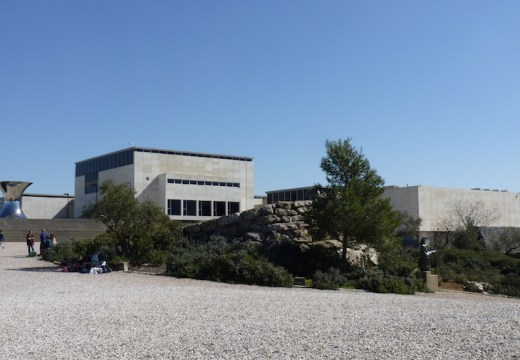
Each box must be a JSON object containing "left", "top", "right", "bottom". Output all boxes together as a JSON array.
[{"left": 0, "top": 219, "right": 106, "bottom": 243}]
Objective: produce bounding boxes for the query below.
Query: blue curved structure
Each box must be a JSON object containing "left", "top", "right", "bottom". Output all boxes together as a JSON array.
[{"left": 0, "top": 181, "right": 32, "bottom": 219}]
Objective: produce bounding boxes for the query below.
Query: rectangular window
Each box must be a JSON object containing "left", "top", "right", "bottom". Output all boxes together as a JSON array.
[
  {"left": 199, "top": 201, "right": 212, "bottom": 216},
  {"left": 228, "top": 202, "right": 240, "bottom": 215},
  {"left": 167, "top": 200, "right": 181, "bottom": 216},
  {"left": 183, "top": 200, "right": 196, "bottom": 216},
  {"left": 214, "top": 201, "right": 226, "bottom": 217}
]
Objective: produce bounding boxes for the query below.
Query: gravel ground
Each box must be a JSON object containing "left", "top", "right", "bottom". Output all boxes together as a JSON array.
[{"left": 1, "top": 242, "right": 519, "bottom": 359}]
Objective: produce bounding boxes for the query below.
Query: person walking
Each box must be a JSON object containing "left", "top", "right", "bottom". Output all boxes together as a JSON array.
[
  {"left": 26, "top": 230, "right": 35, "bottom": 255},
  {"left": 39, "top": 228, "right": 48, "bottom": 256}
]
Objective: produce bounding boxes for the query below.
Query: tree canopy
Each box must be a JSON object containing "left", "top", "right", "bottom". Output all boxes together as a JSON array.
[
  {"left": 83, "top": 180, "right": 179, "bottom": 262},
  {"left": 306, "top": 139, "right": 401, "bottom": 263}
]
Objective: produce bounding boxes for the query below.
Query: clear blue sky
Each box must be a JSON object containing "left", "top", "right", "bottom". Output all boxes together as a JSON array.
[{"left": 1, "top": 1, "right": 519, "bottom": 196}]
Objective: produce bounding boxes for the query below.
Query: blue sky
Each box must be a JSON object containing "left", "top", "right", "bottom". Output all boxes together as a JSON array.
[{"left": 1, "top": 1, "right": 519, "bottom": 196}]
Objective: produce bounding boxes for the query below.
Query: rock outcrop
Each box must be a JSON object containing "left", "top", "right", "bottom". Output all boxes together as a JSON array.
[
  {"left": 183, "top": 201, "right": 313, "bottom": 245},
  {"left": 183, "top": 201, "right": 379, "bottom": 266}
]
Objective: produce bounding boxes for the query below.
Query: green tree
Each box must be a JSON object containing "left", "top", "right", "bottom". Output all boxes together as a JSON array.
[
  {"left": 495, "top": 227, "right": 520, "bottom": 256},
  {"left": 83, "top": 180, "right": 179, "bottom": 262},
  {"left": 306, "top": 139, "right": 401, "bottom": 264},
  {"left": 395, "top": 211, "right": 422, "bottom": 244}
]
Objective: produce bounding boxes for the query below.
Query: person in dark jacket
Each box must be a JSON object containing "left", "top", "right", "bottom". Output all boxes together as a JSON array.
[
  {"left": 39, "top": 228, "right": 48, "bottom": 255},
  {"left": 26, "top": 230, "right": 35, "bottom": 255}
]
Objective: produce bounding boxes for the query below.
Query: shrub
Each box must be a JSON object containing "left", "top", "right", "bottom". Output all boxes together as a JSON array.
[
  {"left": 433, "top": 248, "right": 520, "bottom": 297},
  {"left": 147, "top": 249, "right": 167, "bottom": 266},
  {"left": 495, "top": 273, "right": 520, "bottom": 298},
  {"left": 47, "top": 236, "right": 120, "bottom": 265},
  {"left": 167, "top": 237, "right": 294, "bottom": 287},
  {"left": 313, "top": 267, "right": 347, "bottom": 290},
  {"left": 352, "top": 247, "right": 425, "bottom": 294},
  {"left": 259, "top": 238, "right": 343, "bottom": 278},
  {"left": 358, "top": 269, "right": 422, "bottom": 294}
]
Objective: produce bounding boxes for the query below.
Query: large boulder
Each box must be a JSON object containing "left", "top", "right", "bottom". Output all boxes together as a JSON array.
[{"left": 346, "top": 244, "right": 379, "bottom": 267}]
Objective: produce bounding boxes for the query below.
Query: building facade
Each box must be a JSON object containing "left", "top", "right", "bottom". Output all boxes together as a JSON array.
[
  {"left": 382, "top": 185, "right": 520, "bottom": 232},
  {"left": 74, "top": 147, "right": 255, "bottom": 221},
  {"left": 266, "top": 184, "right": 520, "bottom": 236}
]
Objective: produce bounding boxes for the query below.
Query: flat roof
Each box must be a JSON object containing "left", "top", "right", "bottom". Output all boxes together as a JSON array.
[{"left": 76, "top": 146, "right": 253, "bottom": 164}]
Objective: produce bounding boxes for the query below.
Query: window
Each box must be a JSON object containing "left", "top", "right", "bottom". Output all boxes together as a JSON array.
[
  {"left": 214, "top": 201, "right": 226, "bottom": 216},
  {"left": 167, "top": 179, "right": 239, "bottom": 188},
  {"left": 228, "top": 202, "right": 240, "bottom": 215},
  {"left": 183, "top": 200, "right": 197, "bottom": 216},
  {"left": 199, "top": 201, "right": 212, "bottom": 216},
  {"left": 168, "top": 200, "right": 181, "bottom": 216}
]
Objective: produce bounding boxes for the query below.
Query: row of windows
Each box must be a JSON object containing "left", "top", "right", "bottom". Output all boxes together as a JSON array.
[
  {"left": 167, "top": 199, "right": 240, "bottom": 217},
  {"left": 167, "top": 178, "right": 240, "bottom": 188},
  {"left": 266, "top": 188, "right": 312, "bottom": 204},
  {"left": 76, "top": 149, "right": 134, "bottom": 177}
]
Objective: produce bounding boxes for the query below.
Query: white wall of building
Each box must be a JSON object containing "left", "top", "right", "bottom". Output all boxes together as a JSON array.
[
  {"left": 384, "top": 186, "right": 520, "bottom": 231},
  {"left": 20, "top": 195, "right": 72, "bottom": 219}
]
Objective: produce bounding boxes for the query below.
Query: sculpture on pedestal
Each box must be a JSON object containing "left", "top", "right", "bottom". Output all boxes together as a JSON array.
[
  {"left": 0, "top": 181, "right": 32, "bottom": 219},
  {"left": 419, "top": 237, "right": 436, "bottom": 272}
]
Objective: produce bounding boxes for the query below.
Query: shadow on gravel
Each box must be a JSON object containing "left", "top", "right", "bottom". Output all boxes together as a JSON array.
[{"left": 5, "top": 266, "right": 60, "bottom": 272}]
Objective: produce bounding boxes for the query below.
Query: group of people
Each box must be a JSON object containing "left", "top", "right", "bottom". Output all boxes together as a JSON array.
[{"left": 26, "top": 228, "right": 57, "bottom": 256}]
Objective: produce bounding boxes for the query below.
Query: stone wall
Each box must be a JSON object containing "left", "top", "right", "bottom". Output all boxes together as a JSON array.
[{"left": 183, "top": 201, "right": 313, "bottom": 245}]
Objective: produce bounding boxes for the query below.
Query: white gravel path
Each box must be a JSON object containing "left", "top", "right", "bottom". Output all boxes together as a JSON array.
[{"left": 1, "top": 242, "right": 519, "bottom": 359}]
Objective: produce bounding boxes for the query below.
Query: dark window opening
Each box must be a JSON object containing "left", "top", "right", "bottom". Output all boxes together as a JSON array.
[
  {"left": 228, "top": 202, "right": 240, "bottom": 215},
  {"left": 214, "top": 201, "right": 226, "bottom": 217},
  {"left": 168, "top": 199, "right": 181, "bottom": 216},
  {"left": 183, "top": 200, "right": 197, "bottom": 216},
  {"left": 199, "top": 201, "right": 212, "bottom": 216}
]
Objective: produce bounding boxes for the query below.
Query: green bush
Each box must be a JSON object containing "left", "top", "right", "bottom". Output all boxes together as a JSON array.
[
  {"left": 167, "top": 237, "right": 294, "bottom": 287},
  {"left": 352, "top": 247, "right": 424, "bottom": 294},
  {"left": 47, "top": 236, "right": 120, "bottom": 265},
  {"left": 495, "top": 273, "right": 520, "bottom": 298},
  {"left": 313, "top": 267, "right": 347, "bottom": 290},
  {"left": 147, "top": 249, "right": 167, "bottom": 266},
  {"left": 433, "top": 248, "right": 520, "bottom": 297},
  {"left": 357, "top": 268, "right": 422, "bottom": 294},
  {"left": 258, "top": 238, "right": 344, "bottom": 278}
]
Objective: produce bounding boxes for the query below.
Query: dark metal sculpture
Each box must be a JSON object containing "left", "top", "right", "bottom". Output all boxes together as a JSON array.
[
  {"left": 0, "top": 181, "right": 32, "bottom": 219},
  {"left": 419, "top": 237, "right": 436, "bottom": 272}
]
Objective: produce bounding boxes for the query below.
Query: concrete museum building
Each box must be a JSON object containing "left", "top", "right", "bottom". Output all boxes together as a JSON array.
[
  {"left": 74, "top": 147, "right": 256, "bottom": 222},
  {"left": 383, "top": 185, "right": 520, "bottom": 234}
]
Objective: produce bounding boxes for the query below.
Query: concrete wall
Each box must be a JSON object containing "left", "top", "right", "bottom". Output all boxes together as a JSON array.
[
  {"left": 382, "top": 186, "right": 420, "bottom": 220},
  {"left": 384, "top": 186, "right": 520, "bottom": 231},
  {"left": 4, "top": 195, "right": 74, "bottom": 219}
]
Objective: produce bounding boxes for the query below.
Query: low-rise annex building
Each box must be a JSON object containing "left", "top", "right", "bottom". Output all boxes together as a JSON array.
[
  {"left": 382, "top": 185, "right": 520, "bottom": 234},
  {"left": 74, "top": 146, "right": 257, "bottom": 222},
  {"left": 265, "top": 185, "right": 520, "bottom": 238}
]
